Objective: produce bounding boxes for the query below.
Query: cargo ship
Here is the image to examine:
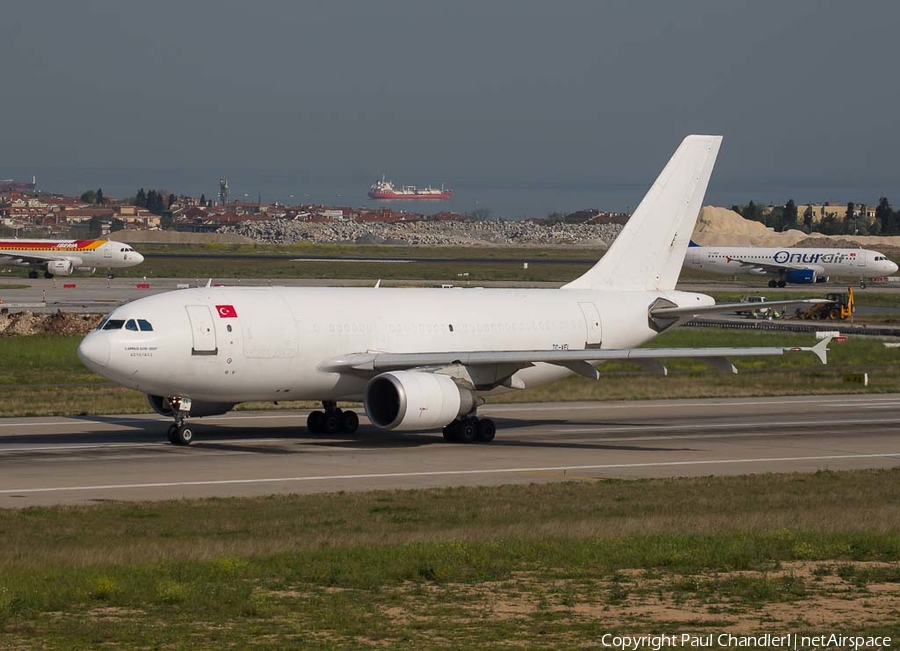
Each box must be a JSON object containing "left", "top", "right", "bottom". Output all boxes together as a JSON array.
[{"left": 368, "top": 175, "right": 452, "bottom": 200}]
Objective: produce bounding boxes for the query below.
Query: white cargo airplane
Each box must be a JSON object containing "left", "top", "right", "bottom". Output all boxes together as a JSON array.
[
  {"left": 0, "top": 238, "right": 144, "bottom": 278},
  {"left": 78, "top": 135, "right": 830, "bottom": 445},
  {"left": 684, "top": 241, "right": 898, "bottom": 288}
]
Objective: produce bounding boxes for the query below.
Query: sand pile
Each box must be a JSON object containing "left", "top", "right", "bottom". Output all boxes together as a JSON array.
[{"left": 692, "top": 207, "right": 808, "bottom": 247}]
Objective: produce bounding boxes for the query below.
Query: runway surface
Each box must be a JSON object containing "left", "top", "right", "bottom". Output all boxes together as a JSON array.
[{"left": 1, "top": 394, "right": 899, "bottom": 507}]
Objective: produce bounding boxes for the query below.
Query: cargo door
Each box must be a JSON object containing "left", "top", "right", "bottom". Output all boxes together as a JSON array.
[
  {"left": 186, "top": 305, "right": 217, "bottom": 355},
  {"left": 578, "top": 302, "right": 602, "bottom": 348}
]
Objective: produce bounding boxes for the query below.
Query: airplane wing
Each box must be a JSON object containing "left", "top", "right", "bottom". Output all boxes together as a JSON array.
[
  {"left": 0, "top": 252, "right": 75, "bottom": 265},
  {"left": 320, "top": 337, "right": 831, "bottom": 380},
  {"left": 650, "top": 298, "right": 827, "bottom": 320}
]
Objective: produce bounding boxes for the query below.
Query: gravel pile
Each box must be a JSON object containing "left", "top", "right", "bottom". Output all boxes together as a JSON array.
[
  {"left": 219, "top": 219, "right": 623, "bottom": 248},
  {"left": 0, "top": 311, "right": 103, "bottom": 336}
]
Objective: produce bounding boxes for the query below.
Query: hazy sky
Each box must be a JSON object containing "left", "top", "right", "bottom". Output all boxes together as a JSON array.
[{"left": 2, "top": 0, "right": 898, "bottom": 197}]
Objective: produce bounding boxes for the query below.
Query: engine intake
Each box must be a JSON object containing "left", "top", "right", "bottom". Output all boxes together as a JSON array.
[
  {"left": 46, "top": 259, "right": 75, "bottom": 276},
  {"left": 147, "top": 395, "right": 235, "bottom": 418},
  {"left": 364, "top": 371, "right": 477, "bottom": 431}
]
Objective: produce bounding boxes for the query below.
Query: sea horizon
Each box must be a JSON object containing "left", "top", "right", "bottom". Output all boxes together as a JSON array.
[{"left": 2, "top": 166, "right": 897, "bottom": 220}]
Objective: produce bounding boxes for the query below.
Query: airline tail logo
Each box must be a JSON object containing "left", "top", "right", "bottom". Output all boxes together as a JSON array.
[{"left": 216, "top": 305, "right": 238, "bottom": 318}]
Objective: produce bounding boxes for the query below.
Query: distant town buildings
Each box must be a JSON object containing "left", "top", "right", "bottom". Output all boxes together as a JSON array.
[{"left": 0, "top": 173, "right": 888, "bottom": 238}]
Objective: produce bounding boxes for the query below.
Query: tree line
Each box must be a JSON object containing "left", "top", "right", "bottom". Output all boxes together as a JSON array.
[{"left": 734, "top": 198, "right": 900, "bottom": 236}]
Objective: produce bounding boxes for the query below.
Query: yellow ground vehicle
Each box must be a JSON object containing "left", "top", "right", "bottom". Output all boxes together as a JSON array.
[{"left": 800, "top": 287, "right": 854, "bottom": 320}]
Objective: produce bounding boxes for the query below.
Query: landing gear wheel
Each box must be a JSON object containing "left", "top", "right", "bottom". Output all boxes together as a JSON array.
[
  {"left": 476, "top": 418, "right": 496, "bottom": 443},
  {"left": 107, "top": 272, "right": 115, "bottom": 280},
  {"left": 168, "top": 424, "right": 193, "bottom": 446},
  {"left": 768, "top": 280, "right": 777, "bottom": 288},
  {"left": 43, "top": 271, "right": 54, "bottom": 279},
  {"left": 340, "top": 410, "right": 359, "bottom": 434},
  {"left": 28, "top": 270, "right": 38, "bottom": 279},
  {"left": 777, "top": 281, "right": 786, "bottom": 288},
  {"left": 442, "top": 421, "right": 459, "bottom": 442},
  {"left": 323, "top": 411, "right": 341, "bottom": 435},
  {"left": 458, "top": 418, "right": 477, "bottom": 444},
  {"left": 307, "top": 410, "right": 325, "bottom": 434},
  {"left": 860, "top": 281, "right": 867, "bottom": 289}
]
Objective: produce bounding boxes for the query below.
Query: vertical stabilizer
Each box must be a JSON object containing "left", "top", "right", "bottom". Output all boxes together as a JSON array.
[{"left": 563, "top": 135, "right": 722, "bottom": 291}]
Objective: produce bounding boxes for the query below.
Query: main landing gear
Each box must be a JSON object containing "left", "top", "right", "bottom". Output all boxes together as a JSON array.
[
  {"left": 165, "top": 398, "right": 194, "bottom": 446},
  {"left": 768, "top": 279, "right": 787, "bottom": 288},
  {"left": 307, "top": 401, "right": 360, "bottom": 435},
  {"left": 442, "top": 415, "right": 496, "bottom": 444}
]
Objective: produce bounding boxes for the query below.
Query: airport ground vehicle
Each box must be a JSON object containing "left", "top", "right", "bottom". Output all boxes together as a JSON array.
[
  {"left": 800, "top": 288, "right": 854, "bottom": 320},
  {"left": 737, "top": 295, "right": 783, "bottom": 319}
]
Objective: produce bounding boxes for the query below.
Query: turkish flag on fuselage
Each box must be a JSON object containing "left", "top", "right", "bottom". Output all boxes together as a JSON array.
[{"left": 215, "top": 305, "right": 238, "bottom": 318}]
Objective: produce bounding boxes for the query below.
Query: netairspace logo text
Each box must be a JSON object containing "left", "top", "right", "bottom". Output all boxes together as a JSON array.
[{"left": 599, "top": 633, "right": 892, "bottom": 651}]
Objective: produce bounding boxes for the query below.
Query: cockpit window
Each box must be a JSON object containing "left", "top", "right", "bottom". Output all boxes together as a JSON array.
[
  {"left": 137, "top": 319, "right": 153, "bottom": 331},
  {"left": 102, "top": 319, "right": 126, "bottom": 330},
  {"left": 125, "top": 319, "right": 139, "bottom": 331}
]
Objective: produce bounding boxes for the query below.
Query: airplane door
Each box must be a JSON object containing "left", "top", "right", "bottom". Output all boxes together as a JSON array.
[
  {"left": 103, "top": 243, "right": 112, "bottom": 259},
  {"left": 578, "top": 302, "right": 602, "bottom": 348},
  {"left": 186, "top": 305, "right": 218, "bottom": 355},
  {"left": 858, "top": 251, "right": 867, "bottom": 267}
]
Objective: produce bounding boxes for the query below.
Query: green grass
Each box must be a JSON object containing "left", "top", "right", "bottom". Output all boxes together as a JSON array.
[{"left": 1, "top": 470, "right": 899, "bottom": 647}]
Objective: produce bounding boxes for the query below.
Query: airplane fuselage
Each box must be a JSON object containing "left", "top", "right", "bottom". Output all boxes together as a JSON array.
[
  {"left": 78, "top": 285, "right": 712, "bottom": 403},
  {"left": 685, "top": 245, "right": 897, "bottom": 283},
  {"left": 0, "top": 239, "right": 144, "bottom": 275}
]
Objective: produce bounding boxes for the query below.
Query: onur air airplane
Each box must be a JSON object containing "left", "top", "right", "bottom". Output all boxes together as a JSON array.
[
  {"left": 684, "top": 241, "right": 898, "bottom": 288},
  {"left": 0, "top": 238, "right": 144, "bottom": 278},
  {"left": 78, "top": 135, "right": 830, "bottom": 446}
]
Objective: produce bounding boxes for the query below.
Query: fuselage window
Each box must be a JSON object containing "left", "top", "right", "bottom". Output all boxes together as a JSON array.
[
  {"left": 138, "top": 319, "right": 153, "bottom": 331},
  {"left": 102, "top": 319, "right": 126, "bottom": 330}
]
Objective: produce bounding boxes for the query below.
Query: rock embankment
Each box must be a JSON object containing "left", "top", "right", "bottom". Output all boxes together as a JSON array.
[
  {"left": 219, "top": 219, "right": 624, "bottom": 248},
  {"left": 0, "top": 311, "right": 102, "bottom": 336}
]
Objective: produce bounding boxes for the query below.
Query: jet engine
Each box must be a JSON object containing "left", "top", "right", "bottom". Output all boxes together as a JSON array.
[
  {"left": 147, "top": 395, "right": 235, "bottom": 418},
  {"left": 46, "top": 259, "right": 76, "bottom": 276},
  {"left": 784, "top": 268, "right": 817, "bottom": 284},
  {"left": 364, "top": 371, "right": 478, "bottom": 431}
]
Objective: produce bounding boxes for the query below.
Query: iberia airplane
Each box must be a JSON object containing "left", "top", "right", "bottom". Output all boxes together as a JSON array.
[
  {"left": 78, "top": 136, "right": 830, "bottom": 446},
  {"left": 0, "top": 238, "right": 144, "bottom": 278}
]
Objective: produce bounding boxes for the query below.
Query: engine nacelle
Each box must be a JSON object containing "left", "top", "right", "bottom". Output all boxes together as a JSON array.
[
  {"left": 784, "top": 268, "right": 817, "bottom": 284},
  {"left": 364, "top": 371, "right": 477, "bottom": 431},
  {"left": 46, "top": 259, "right": 76, "bottom": 276},
  {"left": 147, "top": 394, "right": 235, "bottom": 418}
]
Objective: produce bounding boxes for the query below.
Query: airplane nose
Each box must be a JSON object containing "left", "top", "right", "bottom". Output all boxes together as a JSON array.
[
  {"left": 134, "top": 252, "right": 144, "bottom": 264},
  {"left": 77, "top": 333, "right": 110, "bottom": 369},
  {"left": 887, "top": 260, "right": 899, "bottom": 275}
]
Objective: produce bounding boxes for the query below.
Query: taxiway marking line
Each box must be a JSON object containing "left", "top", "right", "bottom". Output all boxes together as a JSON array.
[{"left": 2, "top": 452, "right": 899, "bottom": 494}]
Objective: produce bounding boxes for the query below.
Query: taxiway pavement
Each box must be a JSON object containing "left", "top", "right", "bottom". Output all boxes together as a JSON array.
[{"left": 0, "top": 394, "right": 898, "bottom": 507}]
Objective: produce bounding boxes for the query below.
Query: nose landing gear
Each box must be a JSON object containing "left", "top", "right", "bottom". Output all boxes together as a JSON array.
[{"left": 165, "top": 397, "right": 194, "bottom": 446}]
